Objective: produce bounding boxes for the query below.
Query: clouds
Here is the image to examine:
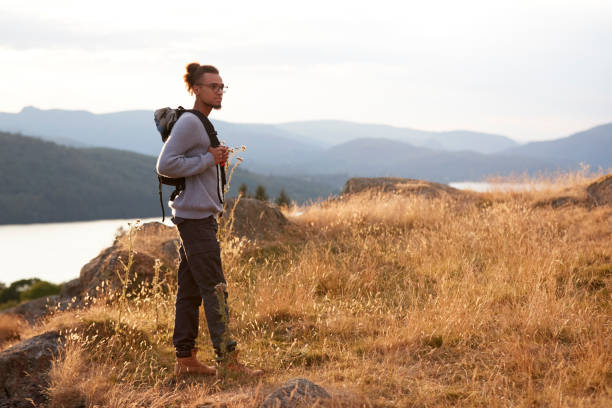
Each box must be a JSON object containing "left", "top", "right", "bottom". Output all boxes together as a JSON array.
[{"left": 0, "top": 0, "right": 611, "bottom": 141}]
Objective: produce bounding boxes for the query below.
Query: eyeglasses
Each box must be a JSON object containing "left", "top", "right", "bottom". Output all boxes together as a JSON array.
[{"left": 196, "top": 83, "right": 228, "bottom": 93}]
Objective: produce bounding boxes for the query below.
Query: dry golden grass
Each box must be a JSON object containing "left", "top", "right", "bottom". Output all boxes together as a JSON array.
[
  {"left": 0, "top": 313, "right": 25, "bottom": 346},
  {"left": 13, "top": 173, "right": 611, "bottom": 407}
]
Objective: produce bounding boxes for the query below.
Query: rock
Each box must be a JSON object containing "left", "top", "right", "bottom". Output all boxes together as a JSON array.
[
  {"left": 343, "top": 177, "right": 467, "bottom": 199},
  {"left": 113, "top": 222, "right": 180, "bottom": 267},
  {"left": 59, "top": 278, "right": 82, "bottom": 299},
  {"left": 586, "top": 174, "right": 612, "bottom": 206},
  {"left": 161, "top": 239, "right": 180, "bottom": 262},
  {"left": 79, "top": 249, "right": 158, "bottom": 296},
  {"left": 223, "top": 198, "right": 290, "bottom": 241},
  {"left": 261, "top": 378, "right": 331, "bottom": 408},
  {"left": 0, "top": 331, "right": 63, "bottom": 408},
  {"left": 0, "top": 296, "right": 60, "bottom": 325}
]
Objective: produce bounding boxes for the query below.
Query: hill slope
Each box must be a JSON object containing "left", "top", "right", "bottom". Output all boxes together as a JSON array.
[{"left": 503, "top": 122, "right": 612, "bottom": 169}]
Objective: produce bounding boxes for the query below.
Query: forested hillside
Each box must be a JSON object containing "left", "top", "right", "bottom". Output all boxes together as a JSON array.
[
  {"left": 0, "top": 132, "right": 340, "bottom": 224},
  {"left": 0, "top": 132, "right": 164, "bottom": 224}
]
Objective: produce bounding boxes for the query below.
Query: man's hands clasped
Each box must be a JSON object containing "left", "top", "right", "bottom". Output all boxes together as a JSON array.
[{"left": 208, "top": 145, "right": 229, "bottom": 166}]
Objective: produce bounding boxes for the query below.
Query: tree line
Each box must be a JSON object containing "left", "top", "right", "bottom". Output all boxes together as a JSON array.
[{"left": 238, "top": 183, "right": 292, "bottom": 207}]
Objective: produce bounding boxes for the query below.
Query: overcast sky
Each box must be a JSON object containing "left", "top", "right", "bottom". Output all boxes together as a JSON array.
[{"left": 1, "top": 0, "right": 610, "bottom": 141}]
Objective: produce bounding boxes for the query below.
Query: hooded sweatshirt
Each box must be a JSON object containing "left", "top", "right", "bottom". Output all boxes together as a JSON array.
[{"left": 156, "top": 112, "right": 223, "bottom": 219}]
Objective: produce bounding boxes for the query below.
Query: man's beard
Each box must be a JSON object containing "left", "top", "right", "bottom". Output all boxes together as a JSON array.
[{"left": 213, "top": 104, "right": 222, "bottom": 110}]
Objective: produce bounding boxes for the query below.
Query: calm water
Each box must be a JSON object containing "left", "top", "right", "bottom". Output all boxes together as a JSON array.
[
  {"left": 0, "top": 182, "right": 534, "bottom": 286},
  {"left": 448, "top": 181, "right": 543, "bottom": 192},
  {"left": 0, "top": 217, "right": 173, "bottom": 285}
]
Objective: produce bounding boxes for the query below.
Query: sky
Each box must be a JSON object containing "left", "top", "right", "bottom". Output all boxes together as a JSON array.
[{"left": 0, "top": 0, "right": 611, "bottom": 142}]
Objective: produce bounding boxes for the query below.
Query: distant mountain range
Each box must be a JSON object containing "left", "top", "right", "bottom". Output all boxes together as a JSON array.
[
  {"left": 0, "top": 107, "right": 518, "bottom": 154},
  {"left": 1, "top": 106, "right": 610, "bottom": 181},
  {"left": 270, "top": 138, "right": 577, "bottom": 182},
  {"left": 275, "top": 120, "right": 518, "bottom": 153},
  {"left": 503, "top": 123, "right": 612, "bottom": 170}
]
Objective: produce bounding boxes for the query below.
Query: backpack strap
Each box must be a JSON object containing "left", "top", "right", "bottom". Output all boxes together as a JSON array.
[
  {"left": 158, "top": 179, "right": 166, "bottom": 222},
  {"left": 186, "top": 110, "right": 227, "bottom": 205}
]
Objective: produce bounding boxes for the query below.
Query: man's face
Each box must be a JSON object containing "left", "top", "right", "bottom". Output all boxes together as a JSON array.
[{"left": 194, "top": 73, "right": 224, "bottom": 109}]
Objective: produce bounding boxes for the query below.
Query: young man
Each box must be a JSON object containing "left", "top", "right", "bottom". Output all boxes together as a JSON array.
[{"left": 156, "top": 63, "right": 262, "bottom": 377}]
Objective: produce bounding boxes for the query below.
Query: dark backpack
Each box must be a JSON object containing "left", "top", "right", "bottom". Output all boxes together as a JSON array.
[{"left": 154, "top": 106, "right": 226, "bottom": 221}]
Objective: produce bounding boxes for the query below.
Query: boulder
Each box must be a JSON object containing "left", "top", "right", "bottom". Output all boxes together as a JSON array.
[
  {"left": 79, "top": 249, "right": 159, "bottom": 296},
  {"left": 586, "top": 174, "right": 612, "bottom": 206},
  {"left": 77, "top": 221, "right": 181, "bottom": 298},
  {"left": 0, "top": 331, "right": 63, "bottom": 408},
  {"left": 113, "top": 222, "right": 180, "bottom": 267},
  {"left": 59, "top": 278, "right": 82, "bottom": 299},
  {"left": 261, "top": 378, "right": 331, "bottom": 408},
  {"left": 222, "top": 198, "right": 290, "bottom": 241}
]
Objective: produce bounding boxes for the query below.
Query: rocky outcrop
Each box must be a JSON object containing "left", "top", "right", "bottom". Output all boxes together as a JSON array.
[
  {"left": 534, "top": 173, "right": 612, "bottom": 209},
  {"left": 0, "top": 331, "right": 63, "bottom": 408},
  {"left": 586, "top": 174, "right": 612, "bottom": 206},
  {"left": 113, "top": 222, "right": 180, "bottom": 267},
  {"left": 261, "top": 378, "right": 331, "bottom": 408},
  {"left": 343, "top": 177, "right": 468, "bottom": 199},
  {"left": 78, "top": 248, "right": 160, "bottom": 297},
  {"left": 223, "top": 198, "right": 290, "bottom": 241}
]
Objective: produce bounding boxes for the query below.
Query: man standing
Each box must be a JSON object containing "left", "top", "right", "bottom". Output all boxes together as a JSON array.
[{"left": 156, "top": 63, "right": 262, "bottom": 377}]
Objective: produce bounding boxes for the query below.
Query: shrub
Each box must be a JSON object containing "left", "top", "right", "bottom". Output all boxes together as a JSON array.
[
  {"left": 275, "top": 188, "right": 292, "bottom": 207},
  {"left": 20, "top": 280, "right": 62, "bottom": 301},
  {"left": 255, "top": 185, "right": 269, "bottom": 201}
]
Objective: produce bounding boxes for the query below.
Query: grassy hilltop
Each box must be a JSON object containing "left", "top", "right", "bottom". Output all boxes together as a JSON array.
[{"left": 1, "top": 173, "right": 611, "bottom": 407}]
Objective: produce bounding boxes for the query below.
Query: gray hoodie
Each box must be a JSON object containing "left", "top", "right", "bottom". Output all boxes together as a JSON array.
[{"left": 156, "top": 112, "right": 223, "bottom": 219}]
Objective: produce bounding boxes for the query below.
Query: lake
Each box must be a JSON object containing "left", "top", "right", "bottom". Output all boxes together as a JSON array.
[
  {"left": 0, "top": 182, "right": 535, "bottom": 286},
  {"left": 0, "top": 217, "right": 173, "bottom": 285}
]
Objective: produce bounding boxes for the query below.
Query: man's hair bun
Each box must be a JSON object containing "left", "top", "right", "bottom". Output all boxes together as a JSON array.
[
  {"left": 186, "top": 62, "right": 200, "bottom": 75},
  {"left": 183, "top": 63, "right": 220, "bottom": 95}
]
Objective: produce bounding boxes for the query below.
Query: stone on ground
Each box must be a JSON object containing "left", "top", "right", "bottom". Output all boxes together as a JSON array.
[
  {"left": 0, "top": 331, "right": 63, "bottom": 408},
  {"left": 261, "top": 378, "right": 331, "bottom": 408}
]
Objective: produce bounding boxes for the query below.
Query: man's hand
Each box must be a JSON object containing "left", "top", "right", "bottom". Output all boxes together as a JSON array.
[{"left": 208, "top": 146, "right": 229, "bottom": 165}]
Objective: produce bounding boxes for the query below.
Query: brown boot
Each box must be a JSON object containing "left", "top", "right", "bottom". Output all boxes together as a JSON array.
[
  {"left": 217, "top": 350, "right": 264, "bottom": 378},
  {"left": 175, "top": 348, "right": 216, "bottom": 376}
]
